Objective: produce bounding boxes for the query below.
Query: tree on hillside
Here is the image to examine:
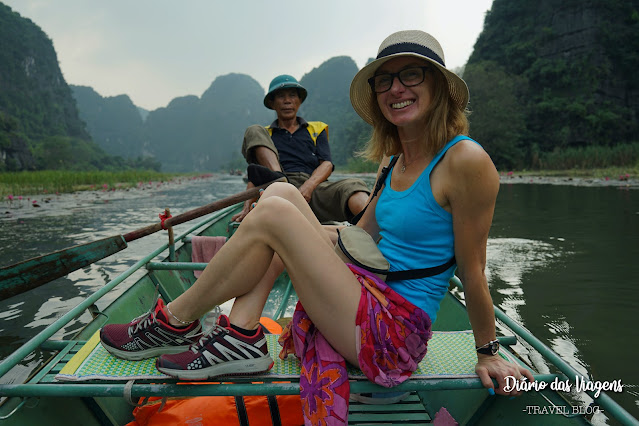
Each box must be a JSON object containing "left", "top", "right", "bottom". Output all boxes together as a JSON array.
[
  {"left": 468, "top": 0, "right": 639, "bottom": 168},
  {"left": 464, "top": 61, "right": 528, "bottom": 170}
]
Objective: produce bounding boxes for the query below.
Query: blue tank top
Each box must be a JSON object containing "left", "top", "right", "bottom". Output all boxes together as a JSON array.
[{"left": 375, "top": 135, "right": 478, "bottom": 322}]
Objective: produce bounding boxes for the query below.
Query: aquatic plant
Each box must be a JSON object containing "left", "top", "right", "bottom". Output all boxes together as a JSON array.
[{"left": 0, "top": 170, "right": 193, "bottom": 198}]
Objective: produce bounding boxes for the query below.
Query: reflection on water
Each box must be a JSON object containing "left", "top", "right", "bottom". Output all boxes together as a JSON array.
[
  {"left": 0, "top": 176, "right": 637, "bottom": 421},
  {"left": 486, "top": 237, "right": 563, "bottom": 324},
  {"left": 484, "top": 237, "right": 593, "bottom": 378},
  {"left": 492, "top": 184, "right": 639, "bottom": 423}
]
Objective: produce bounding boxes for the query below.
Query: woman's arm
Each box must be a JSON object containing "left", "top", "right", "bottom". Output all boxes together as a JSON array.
[{"left": 446, "top": 141, "right": 534, "bottom": 396}]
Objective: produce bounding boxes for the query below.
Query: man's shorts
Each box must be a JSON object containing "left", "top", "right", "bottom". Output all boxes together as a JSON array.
[{"left": 241, "top": 125, "right": 370, "bottom": 223}]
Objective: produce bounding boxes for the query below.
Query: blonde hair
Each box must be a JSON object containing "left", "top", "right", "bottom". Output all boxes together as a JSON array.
[{"left": 360, "top": 67, "right": 470, "bottom": 162}]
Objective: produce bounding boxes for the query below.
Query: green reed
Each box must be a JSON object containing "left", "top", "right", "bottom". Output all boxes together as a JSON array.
[
  {"left": 0, "top": 170, "right": 186, "bottom": 198},
  {"left": 539, "top": 143, "right": 639, "bottom": 170}
]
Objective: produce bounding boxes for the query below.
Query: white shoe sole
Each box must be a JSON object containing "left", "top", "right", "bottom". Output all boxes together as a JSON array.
[
  {"left": 102, "top": 343, "right": 191, "bottom": 361},
  {"left": 157, "top": 355, "right": 274, "bottom": 380}
]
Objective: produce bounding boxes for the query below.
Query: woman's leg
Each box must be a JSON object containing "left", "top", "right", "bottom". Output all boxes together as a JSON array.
[
  {"left": 228, "top": 254, "right": 284, "bottom": 330},
  {"left": 168, "top": 183, "right": 363, "bottom": 365}
]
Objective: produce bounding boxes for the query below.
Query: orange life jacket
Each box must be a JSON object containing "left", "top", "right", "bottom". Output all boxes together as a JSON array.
[{"left": 127, "top": 393, "right": 303, "bottom": 426}]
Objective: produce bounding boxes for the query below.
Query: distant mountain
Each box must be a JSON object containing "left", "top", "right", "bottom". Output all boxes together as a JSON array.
[
  {"left": 0, "top": 3, "right": 124, "bottom": 171},
  {"left": 0, "top": 3, "right": 89, "bottom": 142},
  {"left": 0, "top": 1, "right": 370, "bottom": 173},
  {"left": 144, "top": 73, "right": 272, "bottom": 172},
  {"left": 299, "top": 56, "right": 370, "bottom": 166},
  {"left": 137, "top": 107, "right": 149, "bottom": 122},
  {"left": 6, "top": 0, "right": 635, "bottom": 173},
  {"left": 72, "top": 57, "right": 371, "bottom": 172},
  {"left": 71, "top": 85, "right": 147, "bottom": 158}
]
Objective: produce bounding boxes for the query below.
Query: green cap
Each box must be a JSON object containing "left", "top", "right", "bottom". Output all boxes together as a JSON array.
[{"left": 264, "top": 75, "right": 307, "bottom": 109}]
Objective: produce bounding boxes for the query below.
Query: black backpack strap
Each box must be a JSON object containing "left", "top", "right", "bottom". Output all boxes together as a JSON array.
[
  {"left": 385, "top": 256, "right": 457, "bottom": 281},
  {"left": 266, "top": 395, "right": 282, "bottom": 426},
  {"left": 349, "top": 156, "right": 399, "bottom": 225},
  {"left": 234, "top": 396, "right": 249, "bottom": 426}
]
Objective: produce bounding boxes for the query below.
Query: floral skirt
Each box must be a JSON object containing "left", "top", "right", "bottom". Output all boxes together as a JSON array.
[{"left": 278, "top": 264, "right": 432, "bottom": 425}]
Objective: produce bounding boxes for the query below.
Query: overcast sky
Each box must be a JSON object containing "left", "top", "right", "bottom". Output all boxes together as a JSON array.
[{"left": 4, "top": 0, "right": 494, "bottom": 111}]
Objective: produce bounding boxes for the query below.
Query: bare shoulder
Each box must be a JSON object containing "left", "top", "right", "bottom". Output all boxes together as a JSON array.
[
  {"left": 445, "top": 139, "right": 499, "bottom": 201},
  {"left": 447, "top": 139, "right": 494, "bottom": 170}
]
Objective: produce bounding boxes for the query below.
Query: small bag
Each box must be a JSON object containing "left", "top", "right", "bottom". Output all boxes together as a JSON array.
[
  {"left": 335, "top": 226, "right": 389, "bottom": 281},
  {"left": 335, "top": 226, "right": 456, "bottom": 282},
  {"left": 337, "top": 155, "right": 456, "bottom": 282}
]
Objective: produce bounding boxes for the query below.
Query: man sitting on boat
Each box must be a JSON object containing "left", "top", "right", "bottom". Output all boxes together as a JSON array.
[{"left": 231, "top": 74, "right": 370, "bottom": 223}]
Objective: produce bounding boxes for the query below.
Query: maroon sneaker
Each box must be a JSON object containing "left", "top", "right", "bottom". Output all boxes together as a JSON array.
[
  {"left": 156, "top": 315, "right": 273, "bottom": 380},
  {"left": 100, "top": 298, "right": 202, "bottom": 361}
]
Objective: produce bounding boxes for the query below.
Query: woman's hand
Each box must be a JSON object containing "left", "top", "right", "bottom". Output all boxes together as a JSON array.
[{"left": 475, "top": 354, "right": 535, "bottom": 396}]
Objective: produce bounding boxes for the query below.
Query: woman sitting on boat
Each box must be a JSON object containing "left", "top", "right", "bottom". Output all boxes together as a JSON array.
[{"left": 101, "top": 30, "right": 534, "bottom": 423}]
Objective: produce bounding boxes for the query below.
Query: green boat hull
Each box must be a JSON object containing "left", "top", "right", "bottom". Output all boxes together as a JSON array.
[{"left": 0, "top": 205, "right": 635, "bottom": 425}]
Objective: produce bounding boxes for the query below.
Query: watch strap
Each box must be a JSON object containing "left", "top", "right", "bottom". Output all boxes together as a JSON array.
[{"left": 476, "top": 339, "right": 500, "bottom": 356}]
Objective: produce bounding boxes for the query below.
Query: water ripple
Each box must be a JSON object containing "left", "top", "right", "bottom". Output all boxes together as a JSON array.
[{"left": 486, "top": 237, "right": 564, "bottom": 324}]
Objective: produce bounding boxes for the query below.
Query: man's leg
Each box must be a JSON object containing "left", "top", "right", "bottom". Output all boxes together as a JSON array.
[
  {"left": 308, "top": 178, "right": 371, "bottom": 223},
  {"left": 347, "top": 191, "right": 370, "bottom": 217},
  {"left": 253, "top": 147, "right": 282, "bottom": 172},
  {"left": 242, "top": 125, "right": 282, "bottom": 171},
  {"left": 242, "top": 124, "right": 287, "bottom": 185},
  {"left": 233, "top": 125, "right": 286, "bottom": 222}
]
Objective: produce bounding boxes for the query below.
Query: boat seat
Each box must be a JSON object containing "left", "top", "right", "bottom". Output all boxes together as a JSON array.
[
  {"left": 53, "top": 330, "right": 492, "bottom": 383},
  {"left": 26, "top": 331, "right": 556, "bottom": 425}
]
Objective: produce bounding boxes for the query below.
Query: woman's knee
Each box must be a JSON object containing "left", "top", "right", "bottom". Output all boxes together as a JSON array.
[
  {"left": 245, "top": 195, "right": 299, "bottom": 233},
  {"left": 261, "top": 182, "right": 299, "bottom": 200}
]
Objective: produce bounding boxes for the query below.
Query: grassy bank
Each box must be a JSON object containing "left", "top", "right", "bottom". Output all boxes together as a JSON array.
[
  {"left": 336, "top": 143, "right": 639, "bottom": 177},
  {"left": 0, "top": 170, "right": 205, "bottom": 198},
  {"left": 498, "top": 166, "right": 638, "bottom": 180},
  {"left": 337, "top": 159, "right": 637, "bottom": 180}
]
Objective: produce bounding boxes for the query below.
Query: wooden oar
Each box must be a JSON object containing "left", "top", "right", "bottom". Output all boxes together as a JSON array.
[{"left": 0, "top": 179, "right": 282, "bottom": 301}]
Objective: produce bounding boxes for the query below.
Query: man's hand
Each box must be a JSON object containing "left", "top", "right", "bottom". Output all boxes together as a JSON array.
[
  {"left": 475, "top": 355, "right": 535, "bottom": 396},
  {"left": 298, "top": 160, "right": 332, "bottom": 203},
  {"left": 298, "top": 181, "right": 316, "bottom": 203}
]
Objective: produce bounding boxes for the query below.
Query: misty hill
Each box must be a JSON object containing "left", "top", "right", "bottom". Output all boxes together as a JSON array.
[
  {"left": 464, "top": 0, "right": 639, "bottom": 169},
  {"left": 0, "top": 3, "right": 89, "bottom": 142},
  {"left": 71, "top": 85, "right": 147, "bottom": 158},
  {"left": 4, "top": 0, "right": 637, "bottom": 173},
  {"left": 144, "top": 73, "right": 272, "bottom": 172},
  {"left": 299, "top": 56, "right": 371, "bottom": 166},
  {"left": 75, "top": 58, "right": 367, "bottom": 172},
  {"left": 0, "top": 3, "right": 140, "bottom": 172}
]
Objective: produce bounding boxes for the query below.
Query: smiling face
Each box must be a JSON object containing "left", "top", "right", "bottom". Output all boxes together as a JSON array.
[
  {"left": 375, "top": 56, "right": 434, "bottom": 130},
  {"left": 271, "top": 88, "right": 301, "bottom": 121}
]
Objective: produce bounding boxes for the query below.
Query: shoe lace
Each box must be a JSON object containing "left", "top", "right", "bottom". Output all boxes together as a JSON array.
[
  {"left": 127, "top": 305, "right": 157, "bottom": 337},
  {"left": 190, "top": 325, "right": 227, "bottom": 353}
]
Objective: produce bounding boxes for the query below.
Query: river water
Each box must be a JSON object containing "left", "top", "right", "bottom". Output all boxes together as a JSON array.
[{"left": 0, "top": 174, "right": 637, "bottom": 422}]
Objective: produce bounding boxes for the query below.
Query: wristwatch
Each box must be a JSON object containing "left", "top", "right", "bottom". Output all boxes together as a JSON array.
[{"left": 476, "top": 339, "right": 500, "bottom": 356}]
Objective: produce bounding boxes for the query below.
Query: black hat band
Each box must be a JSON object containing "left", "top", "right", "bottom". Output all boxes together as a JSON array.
[{"left": 377, "top": 42, "right": 445, "bottom": 67}]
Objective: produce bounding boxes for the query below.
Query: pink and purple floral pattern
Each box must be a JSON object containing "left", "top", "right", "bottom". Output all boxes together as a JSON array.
[{"left": 278, "top": 263, "right": 432, "bottom": 425}]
